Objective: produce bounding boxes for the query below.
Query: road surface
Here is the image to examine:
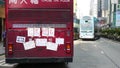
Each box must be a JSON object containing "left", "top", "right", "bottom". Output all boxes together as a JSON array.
[{"left": 0, "top": 38, "right": 120, "bottom": 68}]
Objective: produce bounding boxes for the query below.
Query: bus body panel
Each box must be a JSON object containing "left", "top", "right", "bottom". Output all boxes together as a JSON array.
[
  {"left": 8, "top": 0, "right": 73, "bottom": 9},
  {"left": 5, "top": 0, "right": 73, "bottom": 63}
]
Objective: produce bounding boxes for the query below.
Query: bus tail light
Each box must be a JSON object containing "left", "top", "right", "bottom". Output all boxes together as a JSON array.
[
  {"left": 8, "top": 44, "right": 13, "bottom": 55},
  {"left": 66, "top": 43, "right": 71, "bottom": 54}
]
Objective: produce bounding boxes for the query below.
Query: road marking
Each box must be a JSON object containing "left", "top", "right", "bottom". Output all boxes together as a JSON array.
[
  {"left": 0, "top": 59, "right": 17, "bottom": 67},
  {"left": 94, "top": 45, "right": 97, "bottom": 47},
  {"left": 96, "top": 41, "right": 120, "bottom": 68},
  {"left": 101, "top": 51, "right": 104, "bottom": 54}
]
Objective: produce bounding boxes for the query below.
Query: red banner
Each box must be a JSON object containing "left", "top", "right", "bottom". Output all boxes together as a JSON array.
[{"left": 8, "top": 0, "right": 73, "bottom": 8}]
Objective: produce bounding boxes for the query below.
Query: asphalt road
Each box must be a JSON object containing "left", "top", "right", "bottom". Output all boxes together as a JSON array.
[{"left": 0, "top": 38, "right": 120, "bottom": 68}]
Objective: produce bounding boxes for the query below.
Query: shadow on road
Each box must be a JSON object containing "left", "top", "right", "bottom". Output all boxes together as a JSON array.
[{"left": 14, "top": 63, "right": 68, "bottom": 68}]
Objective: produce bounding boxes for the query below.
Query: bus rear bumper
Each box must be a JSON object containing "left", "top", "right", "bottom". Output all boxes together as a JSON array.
[{"left": 6, "top": 57, "right": 73, "bottom": 63}]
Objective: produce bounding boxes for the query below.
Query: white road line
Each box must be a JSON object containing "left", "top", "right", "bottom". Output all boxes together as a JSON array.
[
  {"left": 0, "top": 59, "right": 17, "bottom": 67},
  {"left": 0, "top": 59, "right": 4, "bottom": 63},
  {"left": 101, "top": 51, "right": 104, "bottom": 54}
]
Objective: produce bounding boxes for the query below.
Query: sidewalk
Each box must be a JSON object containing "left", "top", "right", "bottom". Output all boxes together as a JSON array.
[{"left": 0, "top": 42, "right": 5, "bottom": 55}]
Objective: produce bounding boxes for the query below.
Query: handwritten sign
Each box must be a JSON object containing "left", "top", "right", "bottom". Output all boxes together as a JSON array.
[
  {"left": 35, "top": 38, "right": 47, "bottom": 46},
  {"left": 42, "top": 28, "right": 49, "bottom": 36},
  {"left": 23, "top": 41, "right": 36, "bottom": 50},
  {"left": 27, "top": 28, "right": 34, "bottom": 37},
  {"left": 34, "top": 28, "right": 40, "bottom": 37},
  {"left": 42, "top": 28, "right": 55, "bottom": 37},
  {"left": 56, "top": 38, "right": 64, "bottom": 44},
  {"left": 46, "top": 42, "right": 58, "bottom": 51},
  {"left": 16, "top": 36, "right": 26, "bottom": 43},
  {"left": 27, "top": 28, "right": 40, "bottom": 37},
  {"left": 49, "top": 28, "right": 55, "bottom": 37}
]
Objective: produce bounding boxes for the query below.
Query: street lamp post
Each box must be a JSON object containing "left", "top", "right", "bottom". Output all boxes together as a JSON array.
[{"left": 109, "top": 0, "right": 112, "bottom": 27}]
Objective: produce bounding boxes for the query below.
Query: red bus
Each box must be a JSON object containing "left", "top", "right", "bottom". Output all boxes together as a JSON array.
[{"left": 5, "top": 0, "right": 73, "bottom": 63}]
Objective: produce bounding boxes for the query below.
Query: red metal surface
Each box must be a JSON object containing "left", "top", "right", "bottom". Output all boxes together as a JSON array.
[
  {"left": 5, "top": 0, "right": 73, "bottom": 61},
  {"left": 8, "top": 10, "right": 72, "bottom": 22},
  {"left": 6, "top": 27, "right": 73, "bottom": 58}
]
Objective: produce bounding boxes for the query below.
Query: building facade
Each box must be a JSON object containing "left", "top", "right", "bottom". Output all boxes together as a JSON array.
[
  {"left": 90, "top": 0, "right": 98, "bottom": 17},
  {"left": 0, "top": 0, "right": 5, "bottom": 41}
]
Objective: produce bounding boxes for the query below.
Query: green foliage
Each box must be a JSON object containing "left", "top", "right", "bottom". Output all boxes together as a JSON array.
[{"left": 100, "top": 28, "right": 120, "bottom": 40}]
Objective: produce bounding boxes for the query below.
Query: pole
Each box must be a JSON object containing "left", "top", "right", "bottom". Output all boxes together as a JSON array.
[{"left": 109, "top": 0, "right": 112, "bottom": 27}]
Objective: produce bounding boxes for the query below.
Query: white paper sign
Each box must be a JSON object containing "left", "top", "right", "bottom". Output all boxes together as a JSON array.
[
  {"left": 34, "top": 28, "right": 40, "bottom": 36},
  {"left": 56, "top": 38, "right": 64, "bottom": 44},
  {"left": 28, "top": 28, "right": 34, "bottom": 37},
  {"left": 49, "top": 28, "right": 55, "bottom": 37},
  {"left": 42, "top": 28, "right": 49, "bottom": 36},
  {"left": 16, "top": 36, "right": 26, "bottom": 43},
  {"left": 28, "top": 28, "right": 40, "bottom": 37},
  {"left": 46, "top": 42, "right": 58, "bottom": 51},
  {"left": 23, "top": 41, "right": 36, "bottom": 50},
  {"left": 35, "top": 38, "right": 47, "bottom": 46}
]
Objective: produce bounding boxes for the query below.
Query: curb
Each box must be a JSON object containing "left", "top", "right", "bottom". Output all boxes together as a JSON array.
[
  {"left": 0, "top": 42, "right": 5, "bottom": 56},
  {"left": 0, "top": 59, "right": 17, "bottom": 68}
]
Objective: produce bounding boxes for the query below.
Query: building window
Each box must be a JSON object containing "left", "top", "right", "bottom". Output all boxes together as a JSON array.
[{"left": 119, "top": 0, "right": 120, "bottom": 4}]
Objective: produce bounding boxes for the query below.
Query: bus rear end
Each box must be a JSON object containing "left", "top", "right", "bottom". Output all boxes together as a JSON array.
[
  {"left": 5, "top": 0, "right": 73, "bottom": 63},
  {"left": 79, "top": 16, "right": 94, "bottom": 39}
]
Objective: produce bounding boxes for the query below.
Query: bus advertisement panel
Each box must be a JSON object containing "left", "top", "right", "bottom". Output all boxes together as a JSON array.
[{"left": 5, "top": 0, "right": 73, "bottom": 63}]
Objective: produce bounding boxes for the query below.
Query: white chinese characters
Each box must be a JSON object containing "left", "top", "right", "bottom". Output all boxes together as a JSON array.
[
  {"left": 9, "top": 0, "right": 39, "bottom": 4},
  {"left": 20, "top": 0, "right": 27, "bottom": 4},
  {"left": 30, "top": 0, "right": 39, "bottom": 4},
  {"left": 9, "top": 0, "right": 17, "bottom": 4},
  {"left": 9, "top": 0, "right": 70, "bottom": 4}
]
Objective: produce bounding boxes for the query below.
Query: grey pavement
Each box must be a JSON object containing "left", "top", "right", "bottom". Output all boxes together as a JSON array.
[
  {"left": 0, "top": 38, "right": 120, "bottom": 68},
  {"left": 69, "top": 38, "right": 117, "bottom": 68},
  {"left": 0, "top": 42, "right": 5, "bottom": 55}
]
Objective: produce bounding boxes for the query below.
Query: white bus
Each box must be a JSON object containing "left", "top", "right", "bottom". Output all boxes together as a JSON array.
[{"left": 79, "top": 16, "right": 95, "bottom": 39}]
